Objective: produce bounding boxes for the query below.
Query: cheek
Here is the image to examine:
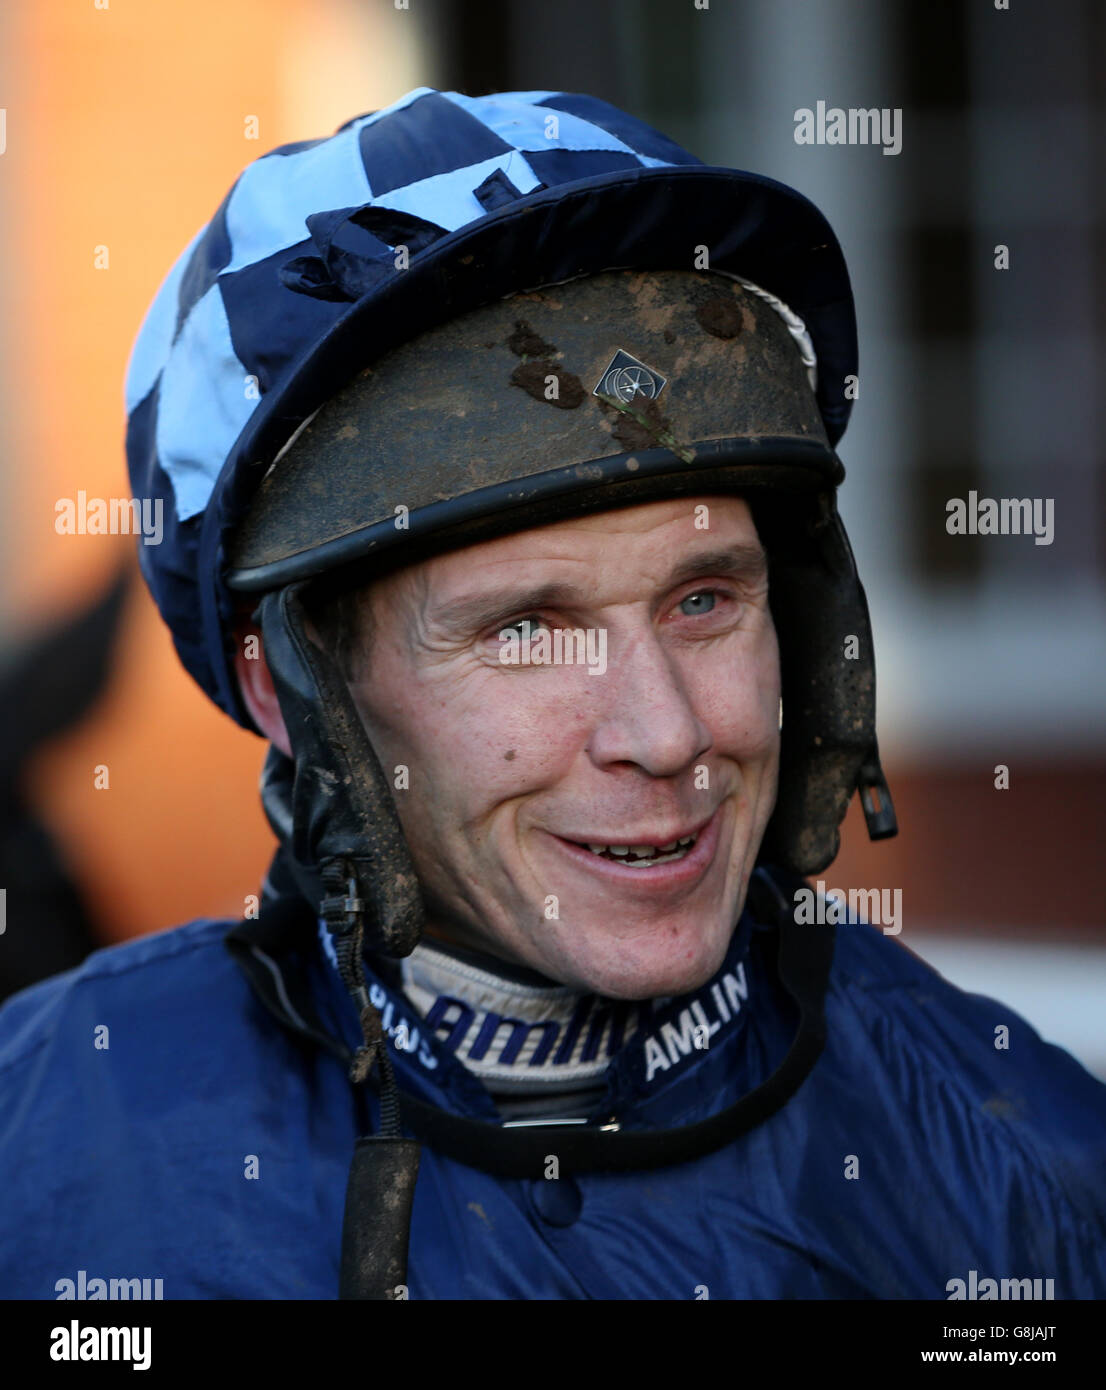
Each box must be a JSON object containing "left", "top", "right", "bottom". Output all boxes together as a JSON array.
[
  {"left": 453, "top": 676, "right": 597, "bottom": 797},
  {"left": 360, "top": 666, "right": 593, "bottom": 813},
  {"left": 686, "top": 633, "right": 781, "bottom": 755}
]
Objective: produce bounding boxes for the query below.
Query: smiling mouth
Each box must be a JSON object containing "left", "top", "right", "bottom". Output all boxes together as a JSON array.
[
  {"left": 557, "top": 808, "right": 716, "bottom": 867},
  {"left": 574, "top": 836, "right": 698, "bottom": 866},
  {"left": 547, "top": 806, "right": 724, "bottom": 885}
]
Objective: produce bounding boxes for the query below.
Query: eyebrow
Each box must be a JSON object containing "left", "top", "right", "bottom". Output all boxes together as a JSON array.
[{"left": 433, "top": 541, "right": 768, "bottom": 634}]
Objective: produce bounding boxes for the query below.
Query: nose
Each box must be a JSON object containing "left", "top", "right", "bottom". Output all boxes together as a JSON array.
[{"left": 586, "top": 626, "right": 712, "bottom": 778}]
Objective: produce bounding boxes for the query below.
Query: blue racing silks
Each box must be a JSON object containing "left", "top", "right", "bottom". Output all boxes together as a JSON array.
[{"left": 1, "top": 902, "right": 1103, "bottom": 1300}]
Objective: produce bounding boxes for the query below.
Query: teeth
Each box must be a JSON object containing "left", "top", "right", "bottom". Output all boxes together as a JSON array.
[{"left": 579, "top": 833, "right": 698, "bottom": 865}]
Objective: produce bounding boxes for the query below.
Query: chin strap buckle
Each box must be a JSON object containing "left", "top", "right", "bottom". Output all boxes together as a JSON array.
[
  {"left": 320, "top": 865, "right": 364, "bottom": 937},
  {"left": 858, "top": 751, "right": 898, "bottom": 841}
]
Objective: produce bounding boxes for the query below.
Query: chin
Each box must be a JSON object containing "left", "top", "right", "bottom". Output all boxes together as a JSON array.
[{"left": 545, "top": 913, "right": 735, "bottom": 1001}]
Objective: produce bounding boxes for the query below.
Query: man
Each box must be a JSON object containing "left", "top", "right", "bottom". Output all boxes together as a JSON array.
[{"left": 0, "top": 87, "right": 1103, "bottom": 1300}]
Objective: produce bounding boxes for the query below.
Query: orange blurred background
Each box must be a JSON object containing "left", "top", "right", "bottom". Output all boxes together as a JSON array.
[{"left": 1, "top": 0, "right": 428, "bottom": 937}]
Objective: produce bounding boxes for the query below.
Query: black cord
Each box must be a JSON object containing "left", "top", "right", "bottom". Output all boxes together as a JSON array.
[{"left": 321, "top": 858, "right": 404, "bottom": 1139}]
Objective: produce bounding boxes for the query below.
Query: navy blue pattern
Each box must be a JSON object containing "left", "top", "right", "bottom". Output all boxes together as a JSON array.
[{"left": 357, "top": 91, "right": 512, "bottom": 195}]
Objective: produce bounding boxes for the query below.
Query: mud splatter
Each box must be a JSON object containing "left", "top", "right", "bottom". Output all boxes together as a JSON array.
[
  {"left": 510, "top": 361, "right": 585, "bottom": 409},
  {"left": 697, "top": 296, "right": 744, "bottom": 339},
  {"left": 507, "top": 319, "right": 558, "bottom": 359},
  {"left": 604, "top": 395, "right": 678, "bottom": 452}
]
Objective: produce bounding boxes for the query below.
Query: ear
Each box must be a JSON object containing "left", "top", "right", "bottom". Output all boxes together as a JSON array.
[{"left": 233, "top": 625, "right": 293, "bottom": 759}]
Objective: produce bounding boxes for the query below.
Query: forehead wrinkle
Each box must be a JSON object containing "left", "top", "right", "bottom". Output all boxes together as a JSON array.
[
  {"left": 426, "top": 539, "right": 768, "bottom": 638},
  {"left": 431, "top": 580, "right": 589, "bottom": 636},
  {"left": 364, "top": 560, "right": 433, "bottom": 656},
  {"left": 664, "top": 541, "right": 768, "bottom": 589}
]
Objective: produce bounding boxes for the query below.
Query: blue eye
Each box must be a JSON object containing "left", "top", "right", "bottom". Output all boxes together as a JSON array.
[{"left": 679, "top": 591, "right": 716, "bottom": 616}]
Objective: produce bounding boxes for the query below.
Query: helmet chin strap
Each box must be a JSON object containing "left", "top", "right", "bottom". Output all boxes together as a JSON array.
[
  {"left": 255, "top": 583, "right": 423, "bottom": 958},
  {"left": 256, "top": 582, "right": 422, "bottom": 1300}
]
